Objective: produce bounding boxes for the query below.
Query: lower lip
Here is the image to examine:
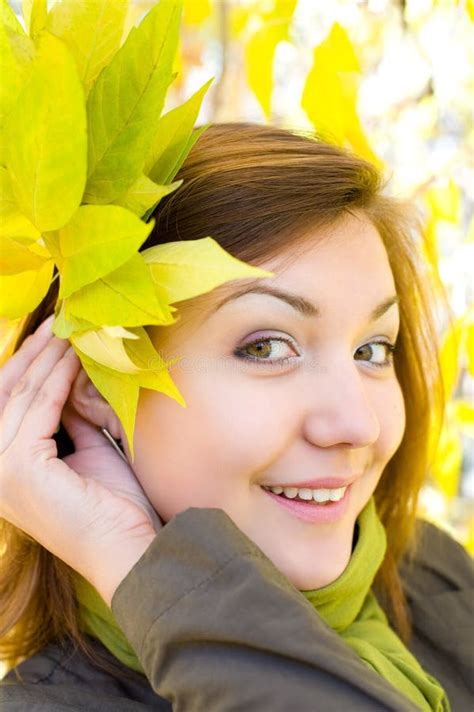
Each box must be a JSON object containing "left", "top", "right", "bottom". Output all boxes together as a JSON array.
[{"left": 261, "top": 485, "right": 351, "bottom": 523}]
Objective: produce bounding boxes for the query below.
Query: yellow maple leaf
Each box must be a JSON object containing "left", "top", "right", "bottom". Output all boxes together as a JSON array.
[{"left": 301, "top": 23, "right": 382, "bottom": 169}]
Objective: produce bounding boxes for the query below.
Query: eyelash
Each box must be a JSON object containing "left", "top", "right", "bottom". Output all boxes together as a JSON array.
[{"left": 234, "top": 336, "right": 397, "bottom": 369}]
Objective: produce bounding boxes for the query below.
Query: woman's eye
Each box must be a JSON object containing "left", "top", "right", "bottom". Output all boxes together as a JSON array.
[
  {"left": 233, "top": 336, "right": 397, "bottom": 369},
  {"left": 234, "top": 336, "right": 299, "bottom": 365},
  {"left": 354, "top": 340, "right": 397, "bottom": 369}
]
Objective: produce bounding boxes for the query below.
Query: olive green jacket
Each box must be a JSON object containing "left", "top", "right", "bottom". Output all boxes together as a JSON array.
[{"left": 1, "top": 507, "right": 473, "bottom": 711}]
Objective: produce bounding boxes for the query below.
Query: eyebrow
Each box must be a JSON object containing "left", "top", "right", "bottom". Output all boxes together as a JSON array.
[{"left": 212, "top": 285, "right": 400, "bottom": 322}]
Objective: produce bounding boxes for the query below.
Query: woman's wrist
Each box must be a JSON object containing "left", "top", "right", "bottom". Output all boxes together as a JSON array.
[{"left": 92, "top": 533, "right": 157, "bottom": 608}]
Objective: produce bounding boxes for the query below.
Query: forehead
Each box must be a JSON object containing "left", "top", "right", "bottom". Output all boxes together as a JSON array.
[
  {"left": 149, "top": 212, "right": 397, "bottom": 346},
  {"left": 271, "top": 214, "right": 395, "bottom": 299},
  {"left": 188, "top": 212, "right": 394, "bottom": 310}
]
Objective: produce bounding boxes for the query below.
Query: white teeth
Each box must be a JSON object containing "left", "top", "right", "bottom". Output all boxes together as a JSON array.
[
  {"left": 264, "top": 484, "right": 348, "bottom": 503},
  {"left": 271, "top": 485, "right": 284, "bottom": 494},
  {"left": 313, "top": 489, "right": 330, "bottom": 503},
  {"left": 329, "top": 487, "right": 346, "bottom": 501}
]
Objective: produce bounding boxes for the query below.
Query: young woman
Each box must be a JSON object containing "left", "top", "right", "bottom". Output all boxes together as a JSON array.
[{"left": 0, "top": 123, "right": 472, "bottom": 711}]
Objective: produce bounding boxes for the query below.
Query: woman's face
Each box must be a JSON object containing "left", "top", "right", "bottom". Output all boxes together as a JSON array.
[{"left": 122, "top": 211, "right": 405, "bottom": 590}]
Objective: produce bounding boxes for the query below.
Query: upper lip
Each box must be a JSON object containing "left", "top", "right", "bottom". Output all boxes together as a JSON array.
[{"left": 262, "top": 475, "right": 360, "bottom": 489}]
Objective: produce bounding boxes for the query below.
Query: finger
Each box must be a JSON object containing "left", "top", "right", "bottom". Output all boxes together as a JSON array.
[
  {"left": 0, "top": 315, "right": 55, "bottom": 412},
  {"left": 61, "top": 367, "right": 108, "bottom": 449},
  {"left": 60, "top": 399, "right": 107, "bottom": 450},
  {"left": 13, "top": 346, "right": 82, "bottom": 451},
  {"left": 0, "top": 337, "right": 72, "bottom": 452}
]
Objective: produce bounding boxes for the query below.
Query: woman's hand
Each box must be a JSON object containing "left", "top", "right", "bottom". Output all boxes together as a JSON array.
[{"left": 0, "top": 315, "right": 158, "bottom": 606}]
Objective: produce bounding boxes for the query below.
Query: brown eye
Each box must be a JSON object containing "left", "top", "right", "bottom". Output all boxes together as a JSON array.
[
  {"left": 354, "top": 341, "right": 396, "bottom": 369},
  {"left": 246, "top": 340, "right": 272, "bottom": 359},
  {"left": 234, "top": 336, "right": 298, "bottom": 365}
]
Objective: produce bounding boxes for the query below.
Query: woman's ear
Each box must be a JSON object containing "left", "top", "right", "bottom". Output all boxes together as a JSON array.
[{"left": 66, "top": 366, "right": 123, "bottom": 441}]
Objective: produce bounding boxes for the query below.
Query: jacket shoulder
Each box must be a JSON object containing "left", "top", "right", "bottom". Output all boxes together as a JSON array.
[
  {"left": 398, "top": 517, "right": 474, "bottom": 711},
  {"left": 400, "top": 517, "right": 474, "bottom": 595},
  {"left": 0, "top": 683, "right": 149, "bottom": 712},
  {"left": 0, "top": 635, "right": 170, "bottom": 711}
]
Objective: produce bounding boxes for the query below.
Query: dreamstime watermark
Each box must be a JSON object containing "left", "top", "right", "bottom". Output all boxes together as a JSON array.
[{"left": 144, "top": 353, "right": 328, "bottom": 375}]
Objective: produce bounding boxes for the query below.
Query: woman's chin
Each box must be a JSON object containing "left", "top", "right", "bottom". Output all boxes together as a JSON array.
[
  {"left": 291, "top": 570, "right": 340, "bottom": 591},
  {"left": 276, "top": 546, "right": 353, "bottom": 591}
]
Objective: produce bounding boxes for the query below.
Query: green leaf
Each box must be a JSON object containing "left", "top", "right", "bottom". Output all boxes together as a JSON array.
[
  {"left": 183, "top": 0, "right": 211, "bottom": 25},
  {"left": 244, "top": 0, "right": 296, "bottom": 120},
  {"left": 121, "top": 324, "right": 169, "bottom": 370},
  {"left": 23, "top": 0, "right": 48, "bottom": 38},
  {"left": 133, "top": 359, "right": 184, "bottom": 400},
  {"left": 1, "top": 0, "right": 26, "bottom": 35},
  {"left": 466, "top": 318, "right": 474, "bottom": 378},
  {"left": 41, "top": 228, "right": 61, "bottom": 261},
  {"left": 166, "top": 123, "right": 209, "bottom": 182},
  {"left": 0, "top": 257, "right": 53, "bottom": 319},
  {"left": 142, "top": 236, "right": 276, "bottom": 304},
  {"left": 66, "top": 252, "right": 177, "bottom": 326},
  {"left": 439, "top": 317, "right": 463, "bottom": 401},
  {"left": 453, "top": 399, "right": 474, "bottom": 439},
  {"left": 52, "top": 298, "right": 97, "bottom": 338},
  {"left": 70, "top": 326, "right": 144, "bottom": 373},
  {"left": 141, "top": 124, "right": 210, "bottom": 222},
  {"left": 71, "top": 345, "right": 141, "bottom": 462},
  {"left": 0, "top": 9, "right": 34, "bottom": 128},
  {"left": 0, "top": 235, "right": 50, "bottom": 274},
  {"left": 301, "top": 22, "right": 382, "bottom": 168},
  {"left": 46, "top": 0, "right": 128, "bottom": 97},
  {"left": 5, "top": 31, "right": 87, "bottom": 231},
  {"left": 72, "top": 331, "right": 186, "bottom": 462},
  {"left": 145, "top": 77, "right": 213, "bottom": 182},
  {"left": 114, "top": 174, "right": 183, "bottom": 217},
  {"left": 124, "top": 326, "right": 186, "bottom": 405},
  {"left": 101, "top": 325, "right": 140, "bottom": 340},
  {"left": 431, "top": 402, "right": 462, "bottom": 499},
  {"left": 0, "top": 166, "right": 41, "bottom": 240},
  {"left": 84, "top": 0, "right": 182, "bottom": 204},
  {"left": 425, "top": 179, "right": 461, "bottom": 224},
  {"left": 122, "top": 327, "right": 188, "bottom": 459},
  {"left": 55, "top": 204, "right": 154, "bottom": 298}
]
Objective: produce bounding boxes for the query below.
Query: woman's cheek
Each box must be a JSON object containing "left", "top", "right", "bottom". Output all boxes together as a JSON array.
[{"left": 377, "top": 379, "right": 406, "bottom": 462}]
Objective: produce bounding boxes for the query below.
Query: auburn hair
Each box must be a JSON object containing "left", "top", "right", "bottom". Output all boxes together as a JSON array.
[{"left": 0, "top": 122, "right": 446, "bottom": 678}]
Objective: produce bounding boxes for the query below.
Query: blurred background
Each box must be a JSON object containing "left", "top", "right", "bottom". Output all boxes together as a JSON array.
[{"left": 3, "top": 0, "right": 473, "bottom": 550}]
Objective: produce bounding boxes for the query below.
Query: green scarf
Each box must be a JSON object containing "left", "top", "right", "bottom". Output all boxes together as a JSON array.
[
  {"left": 72, "top": 497, "right": 450, "bottom": 711},
  {"left": 300, "top": 496, "right": 450, "bottom": 711}
]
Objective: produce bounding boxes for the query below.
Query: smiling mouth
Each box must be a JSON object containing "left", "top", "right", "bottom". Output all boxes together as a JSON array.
[
  {"left": 260, "top": 485, "right": 348, "bottom": 505},
  {"left": 259, "top": 483, "right": 352, "bottom": 524}
]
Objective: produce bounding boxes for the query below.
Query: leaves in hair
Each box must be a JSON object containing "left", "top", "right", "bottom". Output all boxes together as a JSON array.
[{"left": 0, "top": 0, "right": 275, "bottom": 460}]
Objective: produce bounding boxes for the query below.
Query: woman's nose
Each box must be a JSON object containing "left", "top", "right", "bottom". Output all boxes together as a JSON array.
[{"left": 302, "top": 361, "right": 380, "bottom": 448}]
